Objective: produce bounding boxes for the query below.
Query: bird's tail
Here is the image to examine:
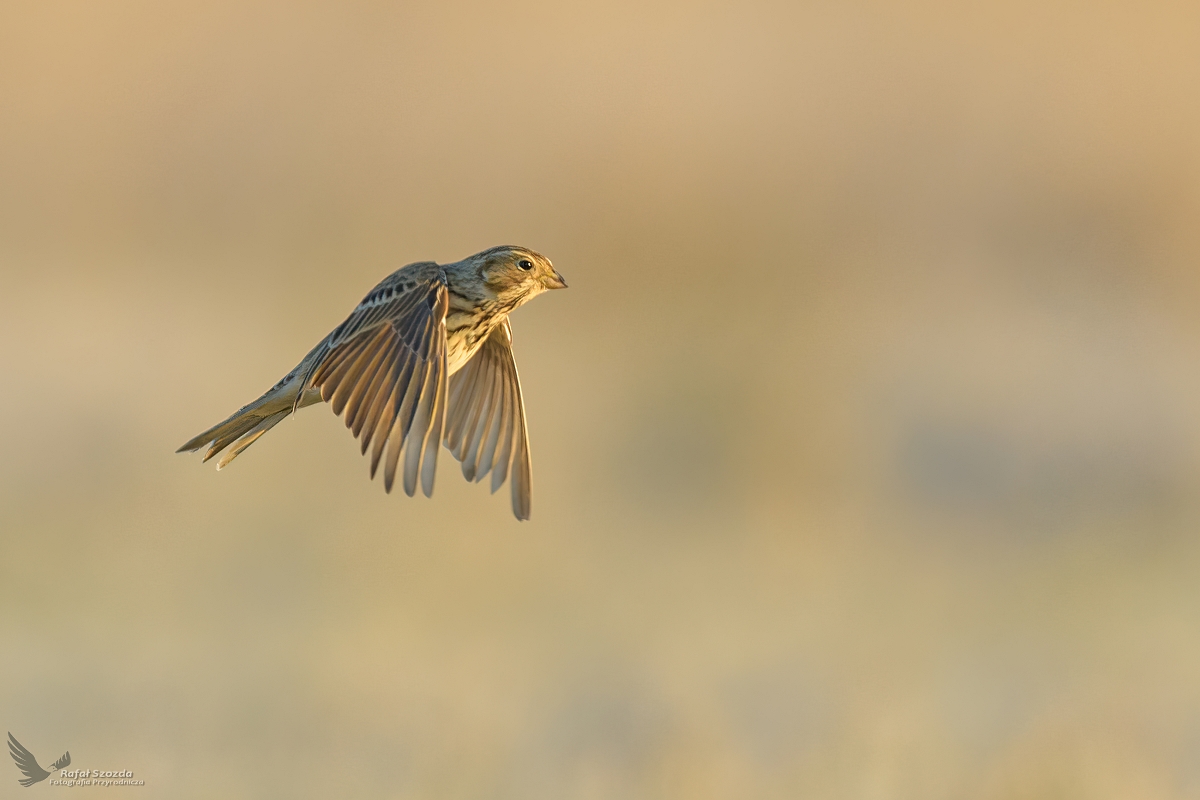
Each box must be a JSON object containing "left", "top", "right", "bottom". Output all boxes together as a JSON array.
[{"left": 176, "top": 381, "right": 304, "bottom": 469}]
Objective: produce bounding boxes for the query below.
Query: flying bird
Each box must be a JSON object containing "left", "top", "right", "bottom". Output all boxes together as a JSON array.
[
  {"left": 178, "top": 245, "right": 567, "bottom": 520},
  {"left": 8, "top": 733, "right": 69, "bottom": 787}
]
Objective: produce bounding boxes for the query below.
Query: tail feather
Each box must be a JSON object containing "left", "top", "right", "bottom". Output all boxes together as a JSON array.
[
  {"left": 201, "top": 413, "right": 264, "bottom": 461},
  {"left": 215, "top": 410, "right": 290, "bottom": 469},
  {"left": 178, "top": 359, "right": 326, "bottom": 467},
  {"left": 177, "top": 400, "right": 271, "bottom": 456},
  {"left": 177, "top": 385, "right": 297, "bottom": 465}
]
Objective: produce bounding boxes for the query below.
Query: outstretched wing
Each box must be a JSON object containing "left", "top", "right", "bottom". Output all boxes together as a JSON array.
[
  {"left": 7, "top": 733, "right": 50, "bottom": 787},
  {"left": 444, "top": 320, "right": 533, "bottom": 520},
  {"left": 307, "top": 264, "right": 450, "bottom": 498}
]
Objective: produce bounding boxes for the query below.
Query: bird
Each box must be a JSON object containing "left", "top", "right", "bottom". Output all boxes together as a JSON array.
[
  {"left": 8, "top": 733, "right": 70, "bottom": 787},
  {"left": 177, "top": 245, "right": 567, "bottom": 520}
]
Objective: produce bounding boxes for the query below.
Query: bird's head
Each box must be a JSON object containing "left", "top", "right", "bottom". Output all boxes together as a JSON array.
[{"left": 465, "top": 245, "right": 567, "bottom": 303}]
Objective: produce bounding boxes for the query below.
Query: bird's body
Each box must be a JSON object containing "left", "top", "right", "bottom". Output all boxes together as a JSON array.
[{"left": 177, "top": 245, "right": 566, "bottom": 520}]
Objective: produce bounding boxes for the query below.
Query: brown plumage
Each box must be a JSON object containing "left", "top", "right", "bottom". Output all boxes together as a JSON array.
[{"left": 177, "top": 245, "right": 566, "bottom": 520}]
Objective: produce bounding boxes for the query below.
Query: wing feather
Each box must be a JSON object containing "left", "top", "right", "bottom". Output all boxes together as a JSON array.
[
  {"left": 385, "top": 355, "right": 427, "bottom": 493},
  {"left": 316, "top": 330, "right": 374, "bottom": 398},
  {"left": 465, "top": 359, "right": 502, "bottom": 481},
  {"left": 444, "top": 320, "right": 533, "bottom": 520},
  {"left": 491, "top": 389, "right": 515, "bottom": 492},
  {"left": 352, "top": 336, "right": 401, "bottom": 444},
  {"left": 330, "top": 327, "right": 389, "bottom": 416},
  {"left": 303, "top": 266, "right": 449, "bottom": 495},
  {"left": 420, "top": 355, "right": 447, "bottom": 497},
  {"left": 453, "top": 352, "right": 492, "bottom": 464},
  {"left": 510, "top": 417, "right": 532, "bottom": 520},
  {"left": 446, "top": 350, "right": 486, "bottom": 453},
  {"left": 343, "top": 332, "right": 394, "bottom": 431},
  {"left": 477, "top": 372, "right": 507, "bottom": 483},
  {"left": 404, "top": 356, "right": 437, "bottom": 497},
  {"left": 369, "top": 357, "right": 412, "bottom": 474},
  {"left": 459, "top": 351, "right": 496, "bottom": 478}
]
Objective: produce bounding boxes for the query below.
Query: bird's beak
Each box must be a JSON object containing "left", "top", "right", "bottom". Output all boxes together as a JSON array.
[{"left": 545, "top": 270, "right": 568, "bottom": 290}]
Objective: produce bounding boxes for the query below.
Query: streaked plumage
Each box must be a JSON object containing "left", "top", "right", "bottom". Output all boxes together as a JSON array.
[{"left": 177, "top": 245, "right": 566, "bottom": 520}]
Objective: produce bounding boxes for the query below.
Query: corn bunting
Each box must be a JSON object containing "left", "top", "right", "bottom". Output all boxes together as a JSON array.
[{"left": 177, "top": 245, "right": 567, "bottom": 520}]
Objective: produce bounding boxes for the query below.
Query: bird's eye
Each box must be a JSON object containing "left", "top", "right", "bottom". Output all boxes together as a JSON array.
[{"left": 518, "top": 259, "right": 534, "bottom": 271}]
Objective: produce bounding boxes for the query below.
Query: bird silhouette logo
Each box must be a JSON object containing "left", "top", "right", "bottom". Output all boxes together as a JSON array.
[{"left": 7, "top": 733, "right": 70, "bottom": 787}]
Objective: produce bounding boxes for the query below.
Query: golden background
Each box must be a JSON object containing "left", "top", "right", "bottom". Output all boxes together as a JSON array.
[{"left": 3, "top": 2, "right": 1200, "bottom": 797}]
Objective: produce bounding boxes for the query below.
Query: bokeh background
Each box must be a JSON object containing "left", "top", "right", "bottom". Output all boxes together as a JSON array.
[{"left": 3, "top": 1, "right": 1200, "bottom": 798}]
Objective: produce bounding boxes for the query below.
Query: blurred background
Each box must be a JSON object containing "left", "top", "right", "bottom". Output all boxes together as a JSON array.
[{"left": 2, "top": 1, "right": 1200, "bottom": 797}]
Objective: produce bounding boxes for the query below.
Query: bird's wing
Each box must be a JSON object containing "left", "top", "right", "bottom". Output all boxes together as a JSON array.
[
  {"left": 7, "top": 733, "right": 49, "bottom": 787},
  {"left": 444, "top": 319, "right": 533, "bottom": 520},
  {"left": 307, "top": 264, "right": 450, "bottom": 498}
]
